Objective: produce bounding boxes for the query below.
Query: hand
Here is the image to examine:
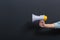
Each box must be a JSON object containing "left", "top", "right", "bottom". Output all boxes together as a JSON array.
[{"left": 39, "top": 20, "right": 55, "bottom": 28}]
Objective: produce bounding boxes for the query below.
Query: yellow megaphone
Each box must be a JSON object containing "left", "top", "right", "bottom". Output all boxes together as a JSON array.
[{"left": 32, "top": 14, "right": 47, "bottom": 22}]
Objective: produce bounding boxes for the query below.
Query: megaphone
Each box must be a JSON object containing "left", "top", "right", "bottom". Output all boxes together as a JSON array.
[{"left": 32, "top": 14, "right": 47, "bottom": 22}]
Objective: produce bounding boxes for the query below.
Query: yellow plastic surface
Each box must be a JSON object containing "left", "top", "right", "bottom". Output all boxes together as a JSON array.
[{"left": 44, "top": 15, "right": 47, "bottom": 21}]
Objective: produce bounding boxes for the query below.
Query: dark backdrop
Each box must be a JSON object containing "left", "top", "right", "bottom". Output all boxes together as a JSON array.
[{"left": 0, "top": 0, "right": 60, "bottom": 40}]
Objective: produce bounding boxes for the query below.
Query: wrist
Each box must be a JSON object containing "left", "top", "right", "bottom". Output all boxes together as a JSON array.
[{"left": 44, "top": 24, "right": 55, "bottom": 28}]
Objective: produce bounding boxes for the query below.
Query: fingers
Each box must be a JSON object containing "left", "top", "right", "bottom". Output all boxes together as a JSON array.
[{"left": 39, "top": 20, "right": 45, "bottom": 27}]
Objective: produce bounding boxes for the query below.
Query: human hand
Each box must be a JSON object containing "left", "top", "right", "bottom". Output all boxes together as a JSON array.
[{"left": 39, "top": 20, "right": 55, "bottom": 28}]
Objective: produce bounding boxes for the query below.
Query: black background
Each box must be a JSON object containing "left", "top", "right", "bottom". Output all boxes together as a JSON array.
[{"left": 0, "top": 0, "right": 60, "bottom": 40}]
